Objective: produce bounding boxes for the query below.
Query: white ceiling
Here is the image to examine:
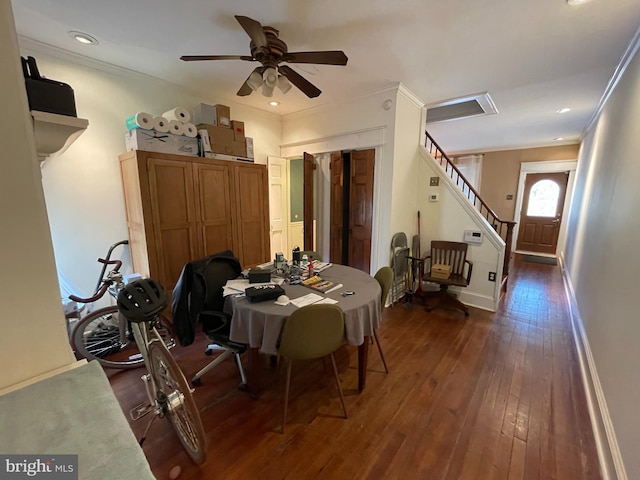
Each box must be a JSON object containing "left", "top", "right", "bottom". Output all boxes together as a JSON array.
[{"left": 11, "top": 0, "right": 640, "bottom": 154}]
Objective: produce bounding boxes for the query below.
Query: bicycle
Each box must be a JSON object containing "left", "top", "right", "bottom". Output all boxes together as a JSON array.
[
  {"left": 69, "top": 240, "right": 174, "bottom": 369},
  {"left": 118, "top": 278, "right": 207, "bottom": 464}
]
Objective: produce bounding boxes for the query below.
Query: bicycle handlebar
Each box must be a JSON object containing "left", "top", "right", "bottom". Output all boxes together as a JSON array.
[
  {"left": 69, "top": 283, "right": 111, "bottom": 304},
  {"left": 69, "top": 258, "right": 124, "bottom": 304},
  {"left": 98, "top": 258, "right": 123, "bottom": 270}
]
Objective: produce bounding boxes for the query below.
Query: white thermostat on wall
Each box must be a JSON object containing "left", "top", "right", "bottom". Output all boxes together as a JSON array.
[{"left": 464, "top": 230, "right": 483, "bottom": 244}]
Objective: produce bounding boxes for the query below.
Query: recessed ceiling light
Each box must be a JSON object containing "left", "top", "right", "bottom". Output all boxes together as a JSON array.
[
  {"left": 554, "top": 137, "right": 565, "bottom": 141},
  {"left": 68, "top": 31, "right": 98, "bottom": 45},
  {"left": 269, "top": 101, "right": 280, "bottom": 107},
  {"left": 567, "top": 0, "right": 590, "bottom": 5},
  {"left": 556, "top": 107, "right": 571, "bottom": 114}
]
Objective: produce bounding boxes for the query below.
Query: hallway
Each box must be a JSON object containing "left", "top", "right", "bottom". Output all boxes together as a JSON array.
[{"left": 108, "top": 254, "right": 601, "bottom": 479}]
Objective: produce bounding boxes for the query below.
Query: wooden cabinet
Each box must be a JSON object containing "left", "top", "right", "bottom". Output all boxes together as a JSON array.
[{"left": 119, "top": 150, "right": 270, "bottom": 292}]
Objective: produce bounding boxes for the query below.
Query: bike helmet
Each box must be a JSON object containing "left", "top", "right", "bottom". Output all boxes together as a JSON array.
[{"left": 117, "top": 278, "right": 167, "bottom": 322}]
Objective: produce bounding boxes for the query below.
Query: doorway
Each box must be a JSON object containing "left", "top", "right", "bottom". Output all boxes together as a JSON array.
[
  {"left": 515, "top": 171, "right": 569, "bottom": 254},
  {"left": 514, "top": 160, "right": 576, "bottom": 256},
  {"left": 329, "top": 149, "right": 375, "bottom": 272},
  {"left": 268, "top": 147, "right": 376, "bottom": 271}
]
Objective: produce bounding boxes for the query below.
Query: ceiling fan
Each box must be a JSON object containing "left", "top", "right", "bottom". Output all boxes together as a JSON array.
[{"left": 180, "top": 15, "right": 348, "bottom": 98}]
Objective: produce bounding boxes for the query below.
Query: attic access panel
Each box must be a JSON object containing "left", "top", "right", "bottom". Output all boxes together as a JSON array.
[{"left": 426, "top": 92, "right": 498, "bottom": 124}]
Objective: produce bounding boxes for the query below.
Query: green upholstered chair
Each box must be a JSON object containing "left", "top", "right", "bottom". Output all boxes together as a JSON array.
[
  {"left": 373, "top": 266, "right": 393, "bottom": 374},
  {"left": 277, "top": 304, "right": 347, "bottom": 433}
]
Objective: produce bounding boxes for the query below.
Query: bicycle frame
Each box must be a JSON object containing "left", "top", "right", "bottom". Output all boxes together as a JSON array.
[{"left": 131, "top": 321, "right": 183, "bottom": 416}]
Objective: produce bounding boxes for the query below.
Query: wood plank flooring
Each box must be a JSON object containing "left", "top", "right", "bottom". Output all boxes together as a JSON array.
[{"left": 107, "top": 254, "right": 601, "bottom": 479}]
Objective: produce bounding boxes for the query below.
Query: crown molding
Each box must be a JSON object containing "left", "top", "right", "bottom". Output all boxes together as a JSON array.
[
  {"left": 582, "top": 23, "right": 640, "bottom": 139},
  {"left": 282, "top": 83, "right": 404, "bottom": 121},
  {"left": 18, "top": 36, "right": 166, "bottom": 83},
  {"left": 397, "top": 83, "right": 426, "bottom": 109}
]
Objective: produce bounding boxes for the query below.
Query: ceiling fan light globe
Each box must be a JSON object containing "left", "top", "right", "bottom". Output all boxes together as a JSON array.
[
  {"left": 247, "top": 71, "right": 263, "bottom": 91},
  {"left": 262, "top": 83, "right": 275, "bottom": 97},
  {"left": 277, "top": 74, "right": 292, "bottom": 94},
  {"left": 263, "top": 67, "right": 278, "bottom": 88}
]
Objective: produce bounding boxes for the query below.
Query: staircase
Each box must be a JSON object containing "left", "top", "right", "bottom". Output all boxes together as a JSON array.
[{"left": 425, "top": 132, "right": 516, "bottom": 280}]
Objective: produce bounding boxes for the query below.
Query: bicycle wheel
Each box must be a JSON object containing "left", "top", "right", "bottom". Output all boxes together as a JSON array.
[
  {"left": 71, "top": 307, "right": 174, "bottom": 370},
  {"left": 147, "top": 340, "right": 207, "bottom": 464}
]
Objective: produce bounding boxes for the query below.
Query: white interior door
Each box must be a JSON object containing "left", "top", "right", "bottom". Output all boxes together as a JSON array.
[{"left": 267, "top": 156, "right": 288, "bottom": 258}]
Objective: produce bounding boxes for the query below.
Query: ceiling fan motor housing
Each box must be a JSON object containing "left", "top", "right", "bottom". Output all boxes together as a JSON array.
[{"left": 250, "top": 26, "right": 287, "bottom": 63}]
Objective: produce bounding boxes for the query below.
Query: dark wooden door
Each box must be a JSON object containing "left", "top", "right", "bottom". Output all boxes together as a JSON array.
[
  {"left": 329, "top": 152, "right": 344, "bottom": 264},
  {"left": 303, "top": 152, "right": 315, "bottom": 250},
  {"left": 516, "top": 171, "right": 569, "bottom": 254},
  {"left": 348, "top": 149, "right": 375, "bottom": 273}
]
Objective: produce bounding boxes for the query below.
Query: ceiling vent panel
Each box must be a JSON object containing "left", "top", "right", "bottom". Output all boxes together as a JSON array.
[{"left": 426, "top": 92, "right": 498, "bottom": 124}]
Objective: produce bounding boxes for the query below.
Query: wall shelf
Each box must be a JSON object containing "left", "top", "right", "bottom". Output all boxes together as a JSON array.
[{"left": 31, "top": 110, "right": 88, "bottom": 162}]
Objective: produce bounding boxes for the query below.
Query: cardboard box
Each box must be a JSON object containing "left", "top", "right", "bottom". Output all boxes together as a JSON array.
[
  {"left": 245, "top": 137, "right": 254, "bottom": 159},
  {"left": 125, "top": 128, "right": 198, "bottom": 156},
  {"left": 430, "top": 263, "right": 451, "bottom": 279},
  {"left": 230, "top": 139, "right": 247, "bottom": 157},
  {"left": 174, "top": 135, "right": 199, "bottom": 156},
  {"left": 192, "top": 103, "right": 218, "bottom": 126},
  {"left": 231, "top": 120, "right": 245, "bottom": 140},
  {"left": 215, "top": 104, "right": 231, "bottom": 128},
  {"left": 197, "top": 124, "right": 235, "bottom": 155}
]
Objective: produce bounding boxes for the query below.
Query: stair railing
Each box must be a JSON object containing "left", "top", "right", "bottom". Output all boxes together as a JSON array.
[{"left": 425, "top": 131, "right": 516, "bottom": 276}]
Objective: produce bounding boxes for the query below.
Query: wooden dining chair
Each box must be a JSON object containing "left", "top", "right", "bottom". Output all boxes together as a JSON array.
[
  {"left": 373, "top": 266, "right": 393, "bottom": 374},
  {"left": 277, "top": 304, "right": 348, "bottom": 433},
  {"left": 421, "top": 240, "right": 473, "bottom": 316}
]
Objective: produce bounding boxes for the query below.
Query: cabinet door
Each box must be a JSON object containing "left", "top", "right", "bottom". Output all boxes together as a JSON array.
[
  {"left": 147, "top": 157, "right": 199, "bottom": 290},
  {"left": 233, "top": 164, "right": 270, "bottom": 268},
  {"left": 193, "top": 162, "right": 236, "bottom": 256}
]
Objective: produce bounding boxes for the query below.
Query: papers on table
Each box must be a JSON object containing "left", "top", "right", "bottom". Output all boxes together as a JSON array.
[
  {"left": 314, "top": 297, "right": 339, "bottom": 305},
  {"left": 289, "top": 293, "right": 340, "bottom": 308},
  {"left": 289, "top": 293, "right": 323, "bottom": 308},
  {"left": 223, "top": 277, "right": 284, "bottom": 296}
]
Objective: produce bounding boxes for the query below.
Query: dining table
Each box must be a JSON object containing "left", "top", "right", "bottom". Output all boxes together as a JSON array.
[{"left": 226, "top": 263, "right": 382, "bottom": 395}]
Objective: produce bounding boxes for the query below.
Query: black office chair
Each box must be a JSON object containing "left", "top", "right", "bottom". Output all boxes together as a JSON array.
[{"left": 172, "top": 250, "right": 247, "bottom": 388}]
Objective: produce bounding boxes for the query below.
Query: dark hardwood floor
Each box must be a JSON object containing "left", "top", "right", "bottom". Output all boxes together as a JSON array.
[{"left": 107, "top": 254, "right": 601, "bottom": 479}]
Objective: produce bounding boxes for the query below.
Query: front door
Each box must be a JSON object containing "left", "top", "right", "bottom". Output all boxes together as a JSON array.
[{"left": 516, "top": 171, "right": 569, "bottom": 254}]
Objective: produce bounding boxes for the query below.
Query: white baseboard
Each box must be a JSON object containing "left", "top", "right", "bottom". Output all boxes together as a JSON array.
[{"left": 559, "top": 255, "right": 627, "bottom": 480}]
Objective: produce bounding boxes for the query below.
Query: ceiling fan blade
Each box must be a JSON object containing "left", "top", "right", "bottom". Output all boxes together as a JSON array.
[
  {"left": 237, "top": 67, "right": 264, "bottom": 96},
  {"left": 278, "top": 65, "right": 321, "bottom": 98},
  {"left": 283, "top": 51, "right": 348, "bottom": 66},
  {"left": 180, "top": 55, "right": 254, "bottom": 62},
  {"left": 234, "top": 15, "right": 268, "bottom": 50}
]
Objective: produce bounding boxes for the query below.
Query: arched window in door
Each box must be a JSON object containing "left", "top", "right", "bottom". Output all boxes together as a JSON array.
[{"left": 527, "top": 179, "right": 560, "bottom": 217}]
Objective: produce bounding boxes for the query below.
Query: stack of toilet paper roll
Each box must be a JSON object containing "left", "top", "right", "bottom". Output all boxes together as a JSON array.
[{"left": 125, "top": 107, "right": 198, "bottom": 137}]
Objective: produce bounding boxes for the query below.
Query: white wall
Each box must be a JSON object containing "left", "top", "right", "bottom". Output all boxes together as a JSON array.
[
  {"left": 563, "top": 37, "right": 640, "bottom": 479},
  {"left": 281, "top": 84, "right": 422, "bottom": 272},
  {"left": 0, "top": 2, "right": 76, "bottom": 389},
  {"left": 388, "top": 88, "right": 424, "bottom": 261},
  {"left": 417, "top": 148, "right": 503, "bottom": 311},
  {"left": 18, "top": 40, "right": 282, "bottom": 303}
]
